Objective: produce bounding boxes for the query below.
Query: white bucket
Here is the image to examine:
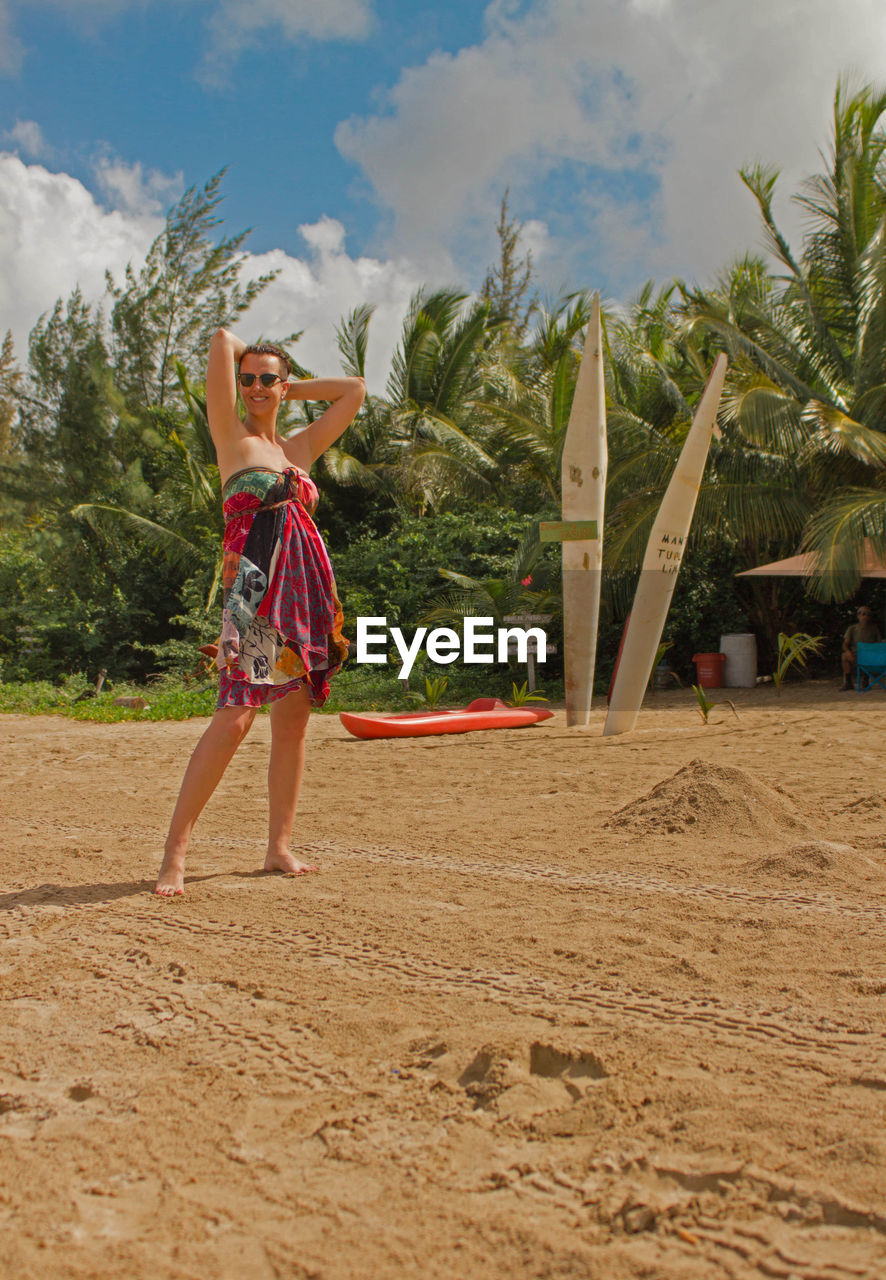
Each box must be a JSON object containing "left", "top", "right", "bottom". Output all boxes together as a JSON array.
[{"left": 719, "top": 633, "right": 757, "bottom": 687}]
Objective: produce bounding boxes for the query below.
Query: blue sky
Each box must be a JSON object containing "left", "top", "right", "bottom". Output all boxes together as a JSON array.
[
  {"left": 2, "top": 0, "right": 886, "bottom": 387},
  {"left": 0, "top": 0, "right": 489, "bottom": 258}
]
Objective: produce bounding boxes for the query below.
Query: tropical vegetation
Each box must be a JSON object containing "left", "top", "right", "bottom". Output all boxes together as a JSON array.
[{"left": 3, "top": 77, "right": 886, "bottom": 706}]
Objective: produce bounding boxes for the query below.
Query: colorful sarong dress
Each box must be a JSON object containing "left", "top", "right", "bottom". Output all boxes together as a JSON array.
[{"left": 216, "top": 466, "right": 348, "bottom": 709}]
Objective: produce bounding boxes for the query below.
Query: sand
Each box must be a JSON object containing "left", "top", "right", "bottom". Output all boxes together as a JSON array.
[{"left": 2, "top": 679, "right": 886, "bottom": 1279}]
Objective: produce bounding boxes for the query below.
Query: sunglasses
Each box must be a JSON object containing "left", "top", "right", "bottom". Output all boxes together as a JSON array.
[{"left": 238, "top": 372, "right": 285, "bottom": 388}]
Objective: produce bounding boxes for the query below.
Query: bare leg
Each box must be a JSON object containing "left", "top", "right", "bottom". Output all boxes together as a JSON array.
[
  {"left": 264, "top": 683, "right": 317, "bottom": 874},
  {"left": 155, "top": 704, "right": 257, "bottom": 896},
  {"left": 841, "top": 650, "right": 854, "bottom": 689}
]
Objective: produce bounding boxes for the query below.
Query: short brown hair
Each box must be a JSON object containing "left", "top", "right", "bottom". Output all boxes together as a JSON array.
[{"left": 239, "top": 342, "right": 291, "bottom": 378}]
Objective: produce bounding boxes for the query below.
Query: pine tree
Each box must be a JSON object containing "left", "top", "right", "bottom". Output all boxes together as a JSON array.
[
  {"left": 107, "top": 171, "right": 278, "bottom": 411},
  {"left": 480, "top": 189, "right": 536, "bottom": 343},
  {"left": 0, "top": 330, "right": 21, "bottom": 457}
]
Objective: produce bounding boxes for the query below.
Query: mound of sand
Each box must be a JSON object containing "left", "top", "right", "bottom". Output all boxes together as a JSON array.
[
  {"left": 751, "top": 840, "right": 856, "bottom": 880},
  {"left": 605, "top": 758, "right": 809, "bottom": 838}
]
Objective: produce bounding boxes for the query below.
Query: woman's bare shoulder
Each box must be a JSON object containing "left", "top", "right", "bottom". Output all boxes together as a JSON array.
[{"left": 279, "top": 426, "right": 313, "bottom": 472}]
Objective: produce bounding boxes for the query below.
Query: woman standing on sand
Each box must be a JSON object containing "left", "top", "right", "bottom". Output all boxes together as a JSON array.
[{"left": 155, "top": 329, "right": 365, "bottom": 897}]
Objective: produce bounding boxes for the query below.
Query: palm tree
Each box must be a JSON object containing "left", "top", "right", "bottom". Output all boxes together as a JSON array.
[
  {"left": 314, "top": 289, "right": 506, "bottom": 514},
  {"left": 478, "top": 292, "right": 594, "bottom": 506},
  {"left": 683, "top": 78, "right": 886, "bottom": 599},
  {"left": 384, "top": 288, "right": 506, "bottom": 511},
  {"left": 605, "top": 271, "right": 810, "bottom": 569},
  {"left": 310, "top": 303, "right": 396, "bottom": 498}
]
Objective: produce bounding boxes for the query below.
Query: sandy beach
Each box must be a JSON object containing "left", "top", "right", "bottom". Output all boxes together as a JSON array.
[{"left": 2, "top": 681, "right": 886, "bottom": 1278}]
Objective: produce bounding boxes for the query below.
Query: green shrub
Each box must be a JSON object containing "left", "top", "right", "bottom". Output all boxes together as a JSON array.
[{"left": 332, "top": 506, "right": 543, "bottom": 631}]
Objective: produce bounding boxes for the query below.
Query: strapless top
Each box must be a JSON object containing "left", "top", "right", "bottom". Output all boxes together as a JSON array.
[{"left": 221, "top": 465, "right": 319, "bottom": 517}]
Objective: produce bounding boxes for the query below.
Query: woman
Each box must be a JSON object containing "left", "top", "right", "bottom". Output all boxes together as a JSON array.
[{"left": 154, "top": 328, "right": 365, "bottom": 896}]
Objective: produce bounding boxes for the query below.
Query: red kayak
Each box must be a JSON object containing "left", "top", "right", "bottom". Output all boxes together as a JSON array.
[{"left": 339, "top": 697, "right": 554, "bottom": 739}]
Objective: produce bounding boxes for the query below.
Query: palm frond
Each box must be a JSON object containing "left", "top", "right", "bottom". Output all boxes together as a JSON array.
[
  {"left": 319, "top": 446, "right": 385, "bottom": 490},
  {"left": 802, "top": 400, "right": 886, "bottom": 467},
  {"left": 71, "top": 502, "right": 206, "bottom": 570},
  {"left": 336, "top": 303, "right": 375, "bottom": 378},
  {"left": 801, "top": 483, "right": 886, "bottom": 599},
  {"left": 720, "top": 373, "right": 807, "bottom": 453}
]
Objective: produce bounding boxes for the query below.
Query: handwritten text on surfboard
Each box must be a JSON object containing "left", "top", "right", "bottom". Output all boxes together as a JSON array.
[{"left": 652, "top": 531, "right": 685, "bottom": 574}]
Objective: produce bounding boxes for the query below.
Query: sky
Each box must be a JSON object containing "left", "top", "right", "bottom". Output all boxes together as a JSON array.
[{"left": 2, "top": 0, "right": 886, "bottom": 389}]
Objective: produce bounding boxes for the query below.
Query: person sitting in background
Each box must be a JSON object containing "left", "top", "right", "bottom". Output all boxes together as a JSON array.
[{"left": 841, "top": 605, "right": 882, "bottom": 690}]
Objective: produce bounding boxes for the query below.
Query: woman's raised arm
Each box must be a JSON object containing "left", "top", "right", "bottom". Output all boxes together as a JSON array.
[
  {"left": 281, "top": 377, "right": 366, "bottom": 467},
  {"left": 205, "top": 328, "right": 247, "bottom": 445}
]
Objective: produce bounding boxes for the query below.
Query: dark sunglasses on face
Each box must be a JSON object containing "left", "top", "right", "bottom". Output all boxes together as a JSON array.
[{"left": 239, "top": 372, "right": 285, "bottom": 388}]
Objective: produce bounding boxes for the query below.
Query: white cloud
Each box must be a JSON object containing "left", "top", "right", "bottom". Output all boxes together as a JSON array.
[
  {"left": 0, "top": 154, "right": 164, "bottom": 353},
  {"left": 335, "top": 0, "right": 886, "bottom": 294},
  {"left": 300, "top": 215, "right": 348, "bottom": 257},
  {"left": 0, "top": 158, "right": 420, "bottom": 392},
  {"left": 93, "top": 154, "right": 184, "bottom": 216},
  {"left": 520, "top": 218, "right": 550, "bottom": 266},
  {"left": 242, "top": 217, "right": 425, "bottom": 392},
  {"left": 2, "top": 119, "right": 50, "bottom": 160},
  {"left": 201, "top": 0, "right": 375, "bottom": 82}
]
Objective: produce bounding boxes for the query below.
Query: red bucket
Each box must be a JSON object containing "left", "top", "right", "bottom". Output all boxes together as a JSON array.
[{"left": 692, "top": 652, "right": 726, "bottom": 689}]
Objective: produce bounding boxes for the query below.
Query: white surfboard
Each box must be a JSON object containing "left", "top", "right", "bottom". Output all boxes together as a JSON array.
[
  {"left": 603, "top": 354, "right": 728, "bottom": 737},
  {"left": 560, "top": 293, "right": 607, "bottom": 726}
]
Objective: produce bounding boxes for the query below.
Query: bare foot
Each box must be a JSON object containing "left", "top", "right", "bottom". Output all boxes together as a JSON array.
[
  {"left": 155, "top": 847, "right": 186, "bottom": 897},
  {"left": 263, "top": 851, "right": 318, "bottom": 876}
]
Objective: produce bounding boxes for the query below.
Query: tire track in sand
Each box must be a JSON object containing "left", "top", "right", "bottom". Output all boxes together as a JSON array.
[
  {"left": 299, "top": 837, "right": 886, "bottom": 924},
  {"left": 120, "top": 908, "right": 885, "bottom": 1082},
  {"left": 5, "top": 835, "right": 884, "bottom": 1080}
]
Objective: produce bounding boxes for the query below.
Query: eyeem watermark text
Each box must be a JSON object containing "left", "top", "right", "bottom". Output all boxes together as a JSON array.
[{"left": 356, "top": 616, "right": 548, "bottom": 680}]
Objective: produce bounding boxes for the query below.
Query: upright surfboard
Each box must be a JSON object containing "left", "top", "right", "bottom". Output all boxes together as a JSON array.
[
  {"left": 559, "top": 293, "right": 607, "bottom": 726},
  {"left": 603, "top": 354, "right": 728, "bottom": 737}
]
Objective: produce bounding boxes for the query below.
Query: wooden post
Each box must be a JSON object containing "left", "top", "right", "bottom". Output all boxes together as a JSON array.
[
  {"left": 503, "top": 614, "right": 554, "bottom": 692},
  {"left": 549, "top": 293, "right": 607, "bottom": 726},
  {"left": 604, "top": 356, "right": 727, "bottom": 737}
]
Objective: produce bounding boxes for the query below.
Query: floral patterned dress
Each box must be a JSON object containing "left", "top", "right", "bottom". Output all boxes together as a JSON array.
[{"left": 215, "top": 466, "right": 348, "bottom": 708}]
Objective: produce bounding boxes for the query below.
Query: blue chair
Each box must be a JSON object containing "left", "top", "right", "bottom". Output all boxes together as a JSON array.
[{"left": 856, "top": 642, "right": 886, "bottom": 691}]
